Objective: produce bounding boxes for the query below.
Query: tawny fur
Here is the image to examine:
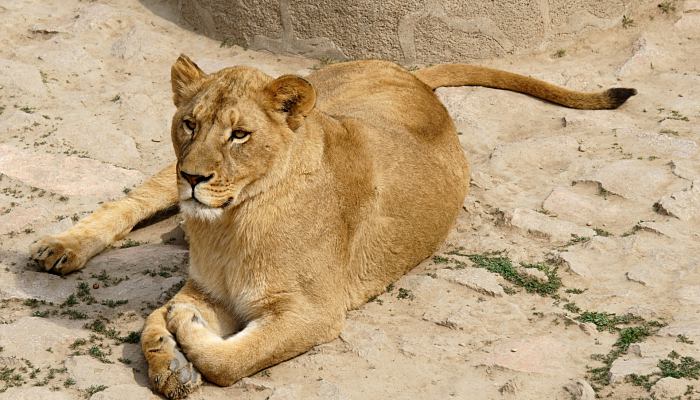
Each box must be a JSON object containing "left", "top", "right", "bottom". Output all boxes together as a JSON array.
[{"left": 30, "top": 56, "right": 635, "bottom": 399}]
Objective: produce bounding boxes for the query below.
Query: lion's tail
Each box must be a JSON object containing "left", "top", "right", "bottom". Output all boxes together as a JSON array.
[{"left": 413, "top": 64, "right": 636, "bottom": 110}]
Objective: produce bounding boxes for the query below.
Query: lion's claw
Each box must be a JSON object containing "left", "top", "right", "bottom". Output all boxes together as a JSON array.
[{"left": 29, "top": 236, "right": 86, "bottom": 275}]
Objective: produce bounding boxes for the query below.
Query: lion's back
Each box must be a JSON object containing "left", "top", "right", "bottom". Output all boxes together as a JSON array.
[{"left": 308, "top": 61, "right": 470, "bottom": 308}]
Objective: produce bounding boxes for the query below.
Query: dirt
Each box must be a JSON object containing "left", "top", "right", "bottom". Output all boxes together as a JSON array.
[{"left": 0, "top": 0, "right": 699, "bottom": 399}]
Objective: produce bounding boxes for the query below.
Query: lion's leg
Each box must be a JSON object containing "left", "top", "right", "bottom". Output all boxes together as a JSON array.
[
  {"left": 165, "top": 298, "right": 343, "bottom": 388},
  {"left": 30, "top": 163, "right": 179, "bottom": 274},
  {"left": 142, "top": 281, "right": 239, "bottom": 400}
]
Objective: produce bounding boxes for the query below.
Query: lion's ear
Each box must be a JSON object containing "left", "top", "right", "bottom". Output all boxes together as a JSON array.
[
  {"left": 264, "top": 75, "right": 316, "bottom": 130},
  {"left": 171, "top": 54, "right": 205, "bottom": 107}
]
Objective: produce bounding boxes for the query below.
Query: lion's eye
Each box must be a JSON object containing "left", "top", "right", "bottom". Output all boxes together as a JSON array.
[
  {"left": 230, "top": 129, "right": 251, "bottom": 142},
  {"left": 182, "top": 119, "right": 196, "bottom": 134}
]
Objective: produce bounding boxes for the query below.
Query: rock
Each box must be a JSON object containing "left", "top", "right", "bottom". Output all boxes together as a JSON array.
[
  {"left": 498, "top": 378, "right": 522, "bottom": 395},
  {"left": 0, "top": 386, "right": 74, "bottom": 400},
  {"left": 0, "top": 201, "right": 50, "bottom": 235},
  {"left": 608, "top": 357, "right": 660, "bottom": 384},
  {"left": 0, "top": 269, "right": 76, "bottom": 304},
  {"left": 655, "top": 182, "right": 700, "bottom": 221},
  {"left": 483, "top": 336, "right": 569, "bottom": 374},
  {"left": 677, "top": 285, "right": 700, "bottom": 305},
  {"left": 0, "top": 59, "right": 47, "bottom": 96},
  {"left": 509, "top": 208, "right": 595, "bottom": 242},
  {"left": 339, "top": 321, "right": 392, "bottom": 366},
  {"left": 542, "top": 186, "right": 645, "bottom": 228},
  {"left": 0, "top": 144, "right": 143, "bottom": 199},
  {"left": 86, "top": 245, "right": 189, "bottom": 304},
  {"left": 675, "top": 13, "right": 700, "bottom": 35},
  {"left": 489, "top": 136, "right": 579, "bottom": 176},
  {"left": 0, "top": 317, "right": 85, "bottom": 360},
  {"left": 66, "top": 355, "right": 137, "bottom": 389},
  {"left": 90, "top": 384, "right": 154, "bottom": 400},
  {"left": 658, "top": 317, "right": 700, "bottom": 340},
  {"left": 685, "top": 0, "right": 700, "bottom": 12},
  {"left": 617, "top": 37, "right": 663, "bottom": 77},
  {"left": 617, "top": 130, "right": 698, "bottom": 160},
  {"left": 558, "top": 251, "right": 593, "bottom": 278},
  {"left": 437, "top": 268, "right": 505, "bottom": 297},
  {"left": 577, "top": 160, "right": 684, "bottom": 203},
  {"left": 651, "top": 377, "right": 688, "bottom": 400},
  {"left": 626, "top": 261, "right": 663, "bottom": 287},
  {"left": 563, "top": 379, "right": 596, "bottom": 400},
  {"left": 670, "top": 159, "right": 700, "bottom": 181}
]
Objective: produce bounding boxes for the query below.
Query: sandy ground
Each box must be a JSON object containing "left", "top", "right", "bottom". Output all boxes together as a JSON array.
[{"left": 0, "top": 0, "right": 699, "bottom": 399}]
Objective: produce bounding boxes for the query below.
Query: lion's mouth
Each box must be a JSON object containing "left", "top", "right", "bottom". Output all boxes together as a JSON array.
[
  {"left": 188, "top": 195, "right": 234, "bottom": 209},
  {"left": 219, "top": 197, "right": 234, "bottom": 208}
]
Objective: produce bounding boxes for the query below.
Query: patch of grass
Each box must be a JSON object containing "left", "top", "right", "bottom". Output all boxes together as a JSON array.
[
  {"left": 582, "top": 313, "right": 665, "bottom": 389},
  {"left": 616, "top": 325, "right": 651, "bottom": 352},
  {"left": 220, "top": 38, "right": 236, "bottom": 48},
  {"left": 593, "top": 228, "right": 612, "bottom": 237},
  {"left": 553, "top": 49, "right": 566, "bottom": 58},
  {"left": 658, "top": 353, "right": 700, "bottom": 379},
  {"left": 90, "top": 270, "right": 127, "bottom": 287},
  {"left": 118, "top": 357, "right": 132, "bottom": 365},
  {"left": 627, "top": 373, "right": 654, "bottom": 390},
  {"left": 22, "top": 298, "right": 46, "bottom": 308},
  {"left": 658, "top": 1, "right": 676, "bottom": 14},
  {"left": 396, "top": 288, "right": 415, "bottom": 300},
  {"left": 100, "top": 299, "right": 128, "bottom": 308},
  {"left": 85, "top": 384, "right": 108, "bottom": 396},
  {"left": 64, "top": 378, "right": 76, "bottom": 387},
  {"left": 118, "top": 331, "right": 140, "bottom": 344},
  {"left": 76, "top": 282, "right": 96, "bottom": 304},
  {"left": 143, "top": 264, "right": 178, "bottom": 278},
  {"left": 677, "top": 334, "right": 695, "bottom": 344},
  {"left": 110, "top": 94, "right": 120, "bottom": 102},
  {"left": 465, "top": 254, "right": 562, "bottom": 297},
  {"left": 565, "top": 288, "right": 586, "bottom": 294},
  {"left": 622, "top": 15, "right": 635, "bottom": 28},
  {"left": 386, "top": 283, "right": 395, "bottom": 292},
  {"left": 16, "top": 105, "right": 35, "bottom": 114},
  {"left": 88, "top": 345, "right": 112, "bottom": 364},
  {"left": 70, "top": 338, "right": 87, "bottom": 350},
  {"left": 565, "top": 234, "right": 591, "bottom": 247},
  {"left": 577, "top": 311, "right": 644, "bottom": 332},
  {"left": 32, "top": 310, "right": 50, "bottom": 318},
  {"left": 120, "top": 238, "right": 144, "bottom": 248},
  {"left": 0, "top": 366, "right": 26, "bottom": 390},
  {"left": 432, "top": 255, "right": 449, "bottom": 264},
  {"left": 660, "top": 129, "right": 679, "bottom": 136},
  {"left": 61, "top": 309, "right": 88, "bottom": 320},
  {"left": 60, "top": 294, "right": 78, "bottom": 308},
  {"left": 564, "top": 302, "right": 581, "bottom": 313}
]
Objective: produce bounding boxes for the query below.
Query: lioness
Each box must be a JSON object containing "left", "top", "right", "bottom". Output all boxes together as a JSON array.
[{"left": 30, "top": 55, "right": 635, "bottom": 399}]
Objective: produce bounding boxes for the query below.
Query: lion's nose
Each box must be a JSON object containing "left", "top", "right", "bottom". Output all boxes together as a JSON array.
[{"left": 180, "top": 171, "right": 213, "bottom": 188}]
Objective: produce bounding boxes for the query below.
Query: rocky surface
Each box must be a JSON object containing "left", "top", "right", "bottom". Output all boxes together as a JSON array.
[{"left": 0, "top": 0, "right": 699, "bottom": 399}]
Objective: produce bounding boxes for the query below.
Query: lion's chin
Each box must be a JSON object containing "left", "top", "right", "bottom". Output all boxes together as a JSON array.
[{"left": 179, "top": 199, "right": 225, "bottom": 221}]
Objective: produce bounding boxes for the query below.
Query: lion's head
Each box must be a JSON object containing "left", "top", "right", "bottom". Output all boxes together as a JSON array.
[{"left": 169, "top": 55, "right": 316, "bottom": 220}]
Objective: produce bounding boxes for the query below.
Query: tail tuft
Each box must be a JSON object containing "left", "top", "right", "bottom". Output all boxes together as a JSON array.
[{"left": 605, "top": 88, "right": 637, "bottom": 109}]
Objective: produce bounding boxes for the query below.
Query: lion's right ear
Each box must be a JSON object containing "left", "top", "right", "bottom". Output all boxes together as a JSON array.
[{"left": 171, "top": 54, "right": 205, "bottom": 107}]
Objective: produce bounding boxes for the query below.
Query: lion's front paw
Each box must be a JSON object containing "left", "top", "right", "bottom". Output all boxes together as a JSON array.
[
  {"left": 29, "top": 235, "right": 88, "bottom": 274},
  {"left": 166, "top": 303, "right": 208, "bottom": 346},
  {"left": 145, "top": 334, "right": 202, "bottom": 400}
]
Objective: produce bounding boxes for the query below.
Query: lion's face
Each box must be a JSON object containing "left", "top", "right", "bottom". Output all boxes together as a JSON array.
[{"left": 169, "top": 55, "right": 315, "bottom": 220}]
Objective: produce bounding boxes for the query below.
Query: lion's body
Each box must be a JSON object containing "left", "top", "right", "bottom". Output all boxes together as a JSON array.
[{"left": 30, "top": 58, "right": 634, "bottom": 399}]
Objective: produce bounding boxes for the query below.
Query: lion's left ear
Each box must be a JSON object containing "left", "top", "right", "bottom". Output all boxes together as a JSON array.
[{"left": 264, "top": 75, "right": 316, "bottom": 130}]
